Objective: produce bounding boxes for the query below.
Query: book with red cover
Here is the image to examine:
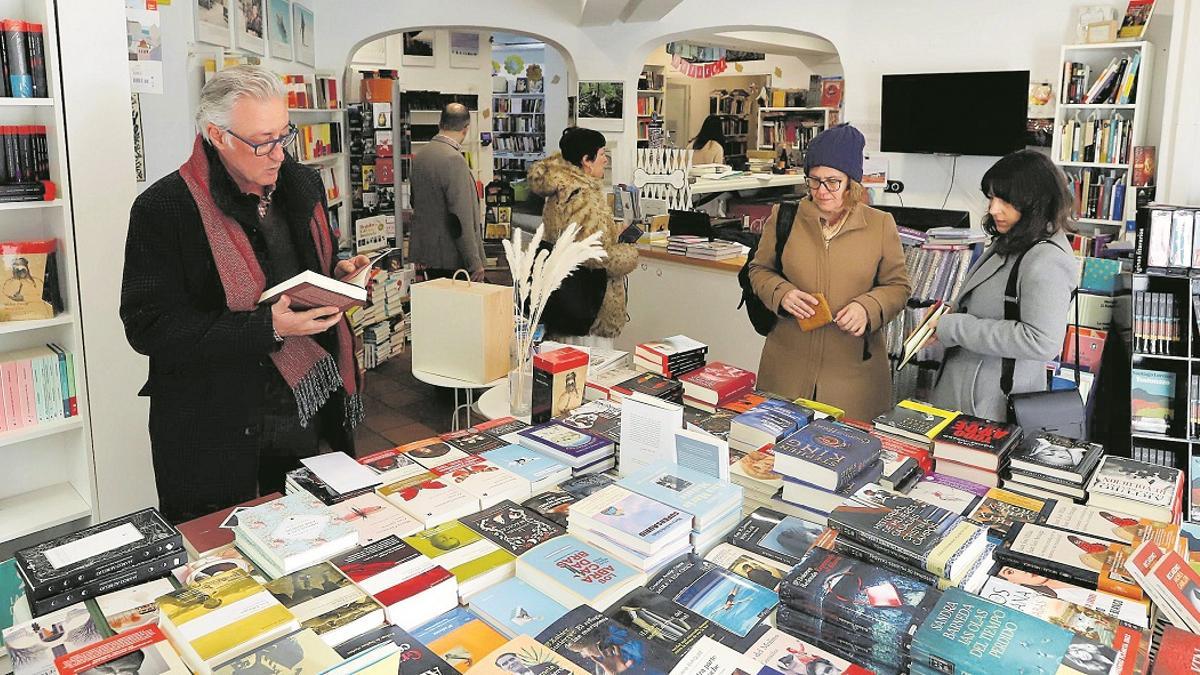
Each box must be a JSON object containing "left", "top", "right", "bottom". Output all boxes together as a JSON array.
[
  {"left": 844, "top": 418, "right": 933, "bottom": 474},
  {"left": 932, "top": 415, "right": 1022, "bottom": 471},
  {"left": 677, "top": 362, "right": 757, "bottom": 406},
  {"left": 720, "top": 392, "right": 768, "bottom": 414},
  {"left": 372, "top": 564, "right": 454, "bottom": 607},
  {"left": 177, "top": 492, "right": 282, "bottom": 559},
  {"left": 54, "top": 624, "right": 186, "bottom": 675},
  {"left": 1152, "top": 626, "right": 1200, "bottom": 674},
  {"left": 1063, "top": 326, "right": 1107, "bottom": 374}
]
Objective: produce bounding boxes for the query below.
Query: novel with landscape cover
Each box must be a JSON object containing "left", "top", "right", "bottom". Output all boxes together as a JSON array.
[
  {"left": 535, "top": 604, "right": 675, "bottom": 675},
  {"left": 771, "top": 418, "right": 881, "bottom": 491},
  {"left": 644, "top": 555, "right": 776, "bottom": 639},
  {"left": 1130, "top": 368, "right": 1175, "bottom": 433}
]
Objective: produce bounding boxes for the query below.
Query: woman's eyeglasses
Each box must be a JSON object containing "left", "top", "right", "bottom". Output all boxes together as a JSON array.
[
  {"left": 225, "top": 123, "right": 298, "bottom": 157},
  {"left": 805, "top": 176, "right": 844, "bottom": 193}
]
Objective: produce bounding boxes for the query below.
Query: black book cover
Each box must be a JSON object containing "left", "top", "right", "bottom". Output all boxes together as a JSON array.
[
  {"left": 536, "top": 604, "right": 675, "bottom": 675},
  {"left": 645, "top": 555, "right": 777, "bottom": 638},
  {"left": 933, "top": 415, "right": 1021, "bottom": 456},
  {"left": 31, "top": 550, "right": 185, "bottom": 616},
  {"left": 558, "top": 473, "right": 616, "bottom": 498},
  {"left": 441, "top": 429, "right": 509, "bottom": 454},
  {"left": 683, "top": 408, "right": 736, "bottom": 440},
  {"left": 993, "top": 522, "right": 1106, "bottom": 589},
  {"left": 775, "top": 607, "right": 905, "bottom": 675},
  {"left": 334, "top": 625, "right": 456, "bottom": 674},
  {"left": 873, "top": 405, "right": 944, "bottom": 438},
  {"left": 615, "top": 373, "right": 682, "bottom": 399},
  {"left": 1009, "top": 433, "right": 1104, "bottom": 482},
  {"left": 287, "top": 467, "right": 374, "bottom": 505},
  {"left": 2, "top": 20, "right": 29, "bottom": 97},
  {"left": 725, "top": 507, "right": 824, "bottom": 567},
  {"left": 521, "top": 490, "right": 577, "bottom": 528},
  {"left": 558, "top": 402, "right": 622, "bottom": 445},
  {"left": 25, "top": 23, "right": 45, "bottom": 98},
  {"left": 604, "top": 586, "right": 744, "bottom": 658},
  {"left": 817, "top": 530, "right": 940, "bottom": 587},
  {"left": 460, "top": 500, "right": 566, "bottom": 555}
]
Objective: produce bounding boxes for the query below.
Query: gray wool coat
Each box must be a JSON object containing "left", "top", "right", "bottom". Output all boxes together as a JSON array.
[
  {"left": 931, "top": 230, "right": 1079, "bottom": 421},
  {"left": 408, "top": 136, "right": 485, "bottom": 272}
]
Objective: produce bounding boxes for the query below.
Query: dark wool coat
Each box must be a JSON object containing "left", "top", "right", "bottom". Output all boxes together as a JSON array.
[{"left": 121, "top": 142, "right": 354, "bottom": 522}]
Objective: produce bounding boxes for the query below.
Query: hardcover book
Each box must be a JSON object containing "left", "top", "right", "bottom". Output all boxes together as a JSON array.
[
  {"left": 258, "top": 270, "right": 366, "bottom": 311},
  {"left": 328, "top": 492, "right": 423, "bottom": 545},
  {"left": 910, "top": 588, "right": 1118, "bottom": 675},
  {"left": 813, "top": 527, "right": 941, "bottom": 587},
  {"left": 720, "top": 392, "right": 769, "bottom": 414},
  {"left": 460, "top": 500, "right": 567, "bottom": 556},
  {"left": 376, "top": 470, "right": 479, "bottom": 528},
  {"left": 635, "top": 335, "right": 708, "bottom": 366},
  {"left": 1127, "top": 540, "right": 1200, "bottom": 633},
  {"left": 617, "top": 462, "right": 743, "bottom": 529},
  {"left": 1086, "top": 455, "right": 1182, "bottom": 522},
  {"left": 515, "top": 423, "right": 613, "bottom": 464},
  {"left": 771, "top": 419, "right": 881, "bottom": 491},
  {"left": 728, "top": 445, "right": 783, "bottom": 493},
  {"left": 535, "top": 604, "right": 676, "bottom": 675},
  {"left": 1009, "top": 433, "right": 1105, "bottom": 482},
  {"left": 429, "top": 455, "right": 531, "bottom": 509},
  {"left": 403, "top": 521, "right": 515, "bottom": 594},
  {"left": 482, "top": 444, "right": 571, "bottom": 493},
  {"left": 517, "top": 536, "right": 646, "bottom": 611},
  {"left": 905, "top": 472, "right": 990, "bottom": 516},
  {"left": 468, "top": 634, "right": 591, "bottom": 675},
  {"left": 234, "top": 492, "right": 358, "bottom": 577},
  {"left": 2, "top": 603, "right": 105, "bottom": 675},
  {"left": 612, "top": 372, "right": 682, "bottom": 400},
  {"left": 559, "top": 473, "right": 617, "bottom": 498},
  {"left": 730, "top": 399, "right": 814, "bottom": 448},
  {"left": 726, "top": 508, "right": 825, "bottom": 568},
  {"left": 645, "top": 555, "right": 777, "bottom": 638},
  {"left": 569, "top": 485, "right": 691, "bottom": 555},
  {"left": 879, "top": 446, "right": 921, "bottom": 491},
  {"left": 829, "top": 484, "right": 989, "bottom": 584},
  {"left": 53, "top": 624, "right": 187, "bottom": 675},
  {"left": 744, "top": 627, "right": 871, "bottom": 675},
  {"left": 967, "top": 487, "right": 1052, "bottom": 538},
  {"left": 332, "top": 624, "right": 455, "bottom": 675},
  {"left": 775, "top": 606, "right": 902, "bottom": 673},
  {"left": 872, "top": 400, "right": 958, "bottom": 445},
  {"left": 263, "top": 562, "right": 384, "bottom": 646},
  {"left": 685, "top": 408, "right": 737, "bottom": 441},
  {"left": 468, "top": 577, "right": 569, "bottom": 638},
  {"left": 212, "top": 628, "right": 342, "bottom": 675},
  {"left": 931, "top": 414, "right": 1021, "bottom": 470},
  {"left": 1040, "top": 501, "right": 1177, "bottom": 545},
  {"left": 410, "top": 607, "right": 508, "bottom": 674},
  {"left": 677, "top": 362, "right": 757, "bottom": 406}
]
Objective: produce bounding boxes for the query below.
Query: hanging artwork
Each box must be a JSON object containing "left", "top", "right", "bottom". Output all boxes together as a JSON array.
[
  {"left": 401, "top": 30, "right": 435, "bottom": 67},
  {"left": 234, "top": 0, "right": 265, "bottom": 55},
  {"left": 292, "top": 2, "right": 315, "bottom": 66},
  {"left": 125, "top": 1, "right": 163, "bottom": 94},
  {"left": 577, "top": 81, "right": 623, "bottom": 122},
  {"left": 671, "top": 54, "right": 726, "bottom": 79},
  {"left": 266, "top": 0, "right": 291, "bottom": 60},
  {"left": 195, "top": 0, "right": 231, "bottom": 47},
  {"left": 634, "top": 148, "right": 693, "bottom": 211},
  {"left": 449, "top": 32, "right": 479, "bottom": 69},
  {"left": 131, "top": 94, "right": 146, "bottom": 182}
]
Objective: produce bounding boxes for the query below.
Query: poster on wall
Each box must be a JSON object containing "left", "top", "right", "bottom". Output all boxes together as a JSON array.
[
  {"left": 132, "top": 94, "right": 145, "bottom": 182},
  {"left": 449, "top": 32, "right": 479, "bottom": 69},
  {"left": 234, "top": 0, "right": 266, "bottom": 55},
  {"left": 402, "top": 30, "right": 435, "bottom": 67},
  {"left": 195, "top": 0, "right": 231, "bottom": 47},
  {"left": 266, "top": 0, "right": 291, "bottom": 60},
  {"left": 577, "top": 81, "right": 623, "bottom": 130},
  {"left": 292, "top": 3, "right": 314, "bottom": 66},
  {"left": 125, "top": 0, "right": 163, "bottom": 94}
]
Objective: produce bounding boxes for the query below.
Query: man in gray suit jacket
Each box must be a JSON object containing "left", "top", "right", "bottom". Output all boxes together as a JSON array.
[{"left": 409, "top": 103, "right": 485, "bottom": 281}]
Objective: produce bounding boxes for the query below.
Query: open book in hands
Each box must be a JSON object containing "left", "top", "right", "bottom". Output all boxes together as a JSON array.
[
  {"left": 257, "top": 248, "right": 396, "bottom": 311},
  {"left": 896, "top": 301, "right": 950, "bottom": 370}
]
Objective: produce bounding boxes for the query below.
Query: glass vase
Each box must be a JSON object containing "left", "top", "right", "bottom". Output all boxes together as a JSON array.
[{"left": 509, "top": 316, "right": 534, "bottom": 419}]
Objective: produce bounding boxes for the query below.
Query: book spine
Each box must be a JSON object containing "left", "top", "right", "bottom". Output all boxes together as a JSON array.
[
  {"left": 65, "top": 350, "right": 77, "bottom": 416},
  {"left": 34, "top": 125, "right": 47, "bottom": 180},
  {"left": 25, "top": 23, "right": 45, "bottom": 98},
  {"left": 827, "top": 515, "right": 932, "bottom": 574},
  {"left": 19, "top": 358, "right": 35, "bottom": 426},
  {"left": 19, "top": 531, "right": 185, "bottom": 600},
  {"left": 2, "top": 20, "right": 28, "bottom": 97},
  {"left": 30, "top": 550, "right": 186, "bottom": 615}
]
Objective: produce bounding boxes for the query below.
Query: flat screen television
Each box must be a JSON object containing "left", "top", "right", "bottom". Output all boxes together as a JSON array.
[{"left": 880, "top": 70, "right": 1029, "bottom": 156}]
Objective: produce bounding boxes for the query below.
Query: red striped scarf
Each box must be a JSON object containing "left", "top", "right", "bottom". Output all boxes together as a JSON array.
[{"left": 179, "top": 135, "right": 362, "bottom": 429}]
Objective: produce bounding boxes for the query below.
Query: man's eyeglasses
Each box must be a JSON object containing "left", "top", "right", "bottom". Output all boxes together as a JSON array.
[
  {"left": 225, "top": 123, "right": 298, "bottom": 157},
  {"left": 805, "top": 176, "right": 844, "bottom": 193}
]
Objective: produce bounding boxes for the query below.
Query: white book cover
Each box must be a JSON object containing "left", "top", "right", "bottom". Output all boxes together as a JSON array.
[
  {"left": 674, "top": 427, "right": 730, "bottom": 481},
  {"left": 302, "top": 452, "right": 382, "bottom": 495},
  {"left": 94, "top": 577, "right": 177, "bottom": 634},
  {"left": 619, "top": 392, "right": 683, "bottom": 477},
  {"left": 376, "top": 472, "right": 480, "bottom": 528},
  {"left": 430, "top": 456, "right": 532, "bottom": 509},
  {"left": 328, "top": 493, "right": 423, "bottom": 545}
]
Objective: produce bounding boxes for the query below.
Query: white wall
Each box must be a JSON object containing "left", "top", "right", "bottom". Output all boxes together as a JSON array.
[{"left": 316, "top": 0, "right": 1187, "bottom": 225}]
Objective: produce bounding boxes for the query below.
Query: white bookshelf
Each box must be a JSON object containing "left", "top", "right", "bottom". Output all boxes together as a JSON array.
[
  {"left": 1051, "top": 41, "right": 1154, "bottom": 234},
  {"left": 287, "top": 102, "right": 350, "bottom": 247},
  {"left": 492, "top": 77, "right": 544, "bottom": 180},
  {"left": 637, "top": 65, "right": 665, "bottom": 148},
  {"left": 0, "top": 0, "right": 96, "bottom": 556}
]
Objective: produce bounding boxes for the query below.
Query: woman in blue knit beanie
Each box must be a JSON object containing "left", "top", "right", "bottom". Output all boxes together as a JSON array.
[{"left": 747, "top": 123, "right": 911, "bottom": 420}]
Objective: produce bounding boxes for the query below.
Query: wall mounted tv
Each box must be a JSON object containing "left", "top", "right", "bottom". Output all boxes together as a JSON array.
[{"left": 880, "top": 70, "right": 1029, "bottom": 156}]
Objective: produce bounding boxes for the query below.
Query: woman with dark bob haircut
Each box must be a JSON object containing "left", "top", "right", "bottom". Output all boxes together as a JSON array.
[{"left": 930, "top": 150, "right": 1079, "bottom": 421}]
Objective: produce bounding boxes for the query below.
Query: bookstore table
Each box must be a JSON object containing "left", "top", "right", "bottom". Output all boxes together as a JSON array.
[
  {"left": 475, "top": 383, "right": 523, "bottom": 423},
  {"left": 409, "top": 368, "right": 505, "bottom": 431},
  {"left": 690, "top": 173, "right": 807, "bottom": 194}
]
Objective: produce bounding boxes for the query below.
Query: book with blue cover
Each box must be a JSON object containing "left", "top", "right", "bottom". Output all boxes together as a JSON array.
[
  {"left": 911, "top": 588, "right": 1120, "bottom": 675},
  {"left": 535, "top": 604, "right": 675, "bottom": 675},
  {"left": 569, "top": 484, "right": 691, "bottom": 554},
  {"left": 482, "top": 444, "right": 571, "bottom": 492},
  {"left": 730, "top": 399, "right": 813, "bottom": 449},
  {"left": 617, "top": 462, "right": 744, "bottom": 529},
  {"left": 775, "top": 606, "right": 903, "bottom": 675},
  {"left": 772, "top": 419, "right": 881, "bottom": 490},
  {"left": 517, "top": 536, "right": 646, "bottom": 610},
  {"left": 468, "top": 577, "right": 569, "bottom": 638},
  {"left": 516, "top": 422, "right": 613, "bottom": 467},
  {"left": 645, "top": 555, "right": 776, "bottom": 639},
  {"left": 604, "top": 586, "right": 742, "bottom": 658}
]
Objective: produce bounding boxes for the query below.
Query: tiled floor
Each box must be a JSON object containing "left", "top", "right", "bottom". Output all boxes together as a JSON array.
[{"left": 353, "top": 352, "right": 462, "bottom": 456}]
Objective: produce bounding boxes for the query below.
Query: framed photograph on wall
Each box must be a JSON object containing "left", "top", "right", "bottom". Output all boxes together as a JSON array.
[
  {"left": 234, "top": 0, "right": 266, "bottom": 55},
  {"left": 266, "top": 0, "right": 291, "bottom": 60},
  {"left": 449, "top": 31, "right": 479, "bottom": 69},
  {"left": 577, "top": 81, "right": 624, "bottom": 130},
  {"left": 401, "top": 30, "right": 435, "bottom": 67},
  {"left": 195, "top": 0, "right": 232, "bottom": 47},
  {"left": 292, "top": 2, "right": 315, "bottom": 66}
]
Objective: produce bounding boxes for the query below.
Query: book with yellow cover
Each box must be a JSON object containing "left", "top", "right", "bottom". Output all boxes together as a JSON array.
[
  {"left": 156, "top": 570, "right": 298, "bottom": 675},
  {"left": 213, "top": 628, "right": 341, "bottom": 675},
  {"left": 468, "top": 634, "right": 591, "bottom": 675},
  {"left": 967, "top": 487, "right": 1053, "bottom": 538},
  {"left": 873, "top": 399, "right": 959, "bottom": 445},
  {"left": 793, "top": 398, "right": 844, "bottom": 420},
  {"left": 404, "top": 521, "right": 516, "bottom": 599}
]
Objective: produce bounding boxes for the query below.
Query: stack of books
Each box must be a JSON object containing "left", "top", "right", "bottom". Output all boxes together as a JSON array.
[
  {"left": 871, "top": 399, "right": 959, "bottom": 455},
  {"left": 725, "top": 507, "right": 826, "bottom": 570},
  {"left": 567, "top": 484, "right": 693, "bottom": 574},
  {"left": 467, "top": 576, "right": 569, "bottom": 638},
  {"left": 772, "top": 419, "right": 882, "bottom": 524},
  {"left": 403, "top": 519, "right": 519, "bottom": 601},
  {"left": 14, "top": 509, "right": 185, "bottom": 615},
  {"left": 1004, "top": 433, "right": 1105, "bottom": 502},
  {"left": 610, "top": 371, "right": 683, "bottom": 403},
  {"left": 233, "top": 492, "right": 359, "bottom": 578},
  {"left": 618, "top": 462, "right": 745, "bottom": 555},
  {"left": 904, "top": 472, "right": 989, "bottom": 516},
  {"left": 728, "top": 444, "right": 784, "bottom": 515},
  {"left": 776, "top": 548, "right": 940, "bottom": 674},
  {"left": 1086, "top": 455, "right": 1184, "bottom": 523},
  {"left": 685, "top": 240, "right": 743, "bottom": 261},
  {"left": 1127, "top": 539, "right": 1200, "bottom": 634},
  {"left": 930, "top": 415, "right": 1021, "bottom": 487},
  {"left": 638, "top": 554, "right": 777, "bottom": 646},
  {"left": 666, "top": 234, "right": 706, "bottom": 255},
  {"left": 516, "top": 535, "right": 647, "bottom": 610},
  {"left": 481, "top": 443, "right": 572, "bottom": 493},
  {"left": 426, "top": 454, "right": 531, "bottom": 509},
  {"left": 583, "top": 363, "right": 642, "bottom": 400},
  {"left": 157, "top": 569, "right": 300, "bottom": 675},
  {"left": 729, "top": 398, "right": 813, "bottom": 454},
  {"left": 514, "top": 420, "right": 616, "bottom": 475},
  {"left": 827, "top": 484, "right": 993, "bottom": 588},
  {"left": 177, "top": 493, "right": 282, "bottom": 558},
  {"left": 634, "top": 335, "right": 708, "bottom": 378},
  {"left": 286, "top": 466, "right": 375, "bottom": 505},
  {"left": 262, "top": 562, "right": 386, "bottom": 647},
  {"left": 678, "top": 361, "right": 757, "bottom": 412},
  {"left": 212, "top": 629, "right": 342, "bottom": 675}
]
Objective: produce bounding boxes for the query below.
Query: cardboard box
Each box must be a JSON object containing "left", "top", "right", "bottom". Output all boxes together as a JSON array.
[
  {"left": 410, "top": 277, "right": 512, "bottom": 383},
  {"left": 531, "top": 347, "right": 589, "bottom": 423}
]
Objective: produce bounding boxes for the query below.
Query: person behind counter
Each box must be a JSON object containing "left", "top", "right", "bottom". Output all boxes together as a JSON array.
[
  {"left": 748, "top": 123, "right": 910, "bottom": 421},
  {"left": 690, "top": 115, "right": 726, "bottom": 166},
  {"left": 930, "top": 150, "right": 1078, "bottom": 421},
  {"left": 527, "top": 127, "right": 638, "bottom": 349}
]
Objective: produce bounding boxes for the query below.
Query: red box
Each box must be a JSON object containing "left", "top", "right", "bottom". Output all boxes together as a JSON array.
[{"left": 532, "top": 347, "right": 589, "bottom": 423}]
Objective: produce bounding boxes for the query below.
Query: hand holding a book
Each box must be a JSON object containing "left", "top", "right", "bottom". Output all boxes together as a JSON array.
[
  {"left": 835, "top": 301, "right": 868, "bottom": 337},
  {"left": 271, "top": 295, "right": 343, "bottom": 337},
  {"left": 780, "top": 289, "right": 820, "bottom": 319}
]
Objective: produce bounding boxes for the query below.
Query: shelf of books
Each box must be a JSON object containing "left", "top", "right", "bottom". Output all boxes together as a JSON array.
[
  {"left": 1052, "top": 41, "right": 1154, "bottom": 237},
  {"left": 637, "top": 66, "right": 665, "bottom": 149},
  {"left": 492, "top": 75, "right": 544, "bottom": 180},
  {"left": 0, "top": 0, "right": 96, "bottom": 558},
  {"left": 756, "top": 107, "right": 832, "bottom": 162}
]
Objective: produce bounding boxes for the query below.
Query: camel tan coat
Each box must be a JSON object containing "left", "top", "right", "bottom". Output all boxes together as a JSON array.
[
  {"left": 527, "top": 153, "right": 638, "bottom": 338},
  {"left": 749, "top": 199, "right": 911, "bottom": 420}
]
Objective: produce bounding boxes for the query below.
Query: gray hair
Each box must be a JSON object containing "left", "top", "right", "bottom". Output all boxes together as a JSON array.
[{"left": 195, "top": 65, "right": 287, "bottom": 138}]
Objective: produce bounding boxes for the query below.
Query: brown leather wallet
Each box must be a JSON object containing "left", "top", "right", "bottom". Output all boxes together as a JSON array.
[{"left": 797, "top": 292, "right": 834, "bottom": 332}]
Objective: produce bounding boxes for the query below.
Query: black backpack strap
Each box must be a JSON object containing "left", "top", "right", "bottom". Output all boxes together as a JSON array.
[
  {"left": 774, "top": 200, "right": 798, "bottom": 266},
  {"left": 1000, "top": 239, "right": 1075, "bottom": 395}
]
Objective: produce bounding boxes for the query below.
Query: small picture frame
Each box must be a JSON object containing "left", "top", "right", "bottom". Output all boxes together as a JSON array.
[
  {"left": 529, "top": 78, "right": 544, "bottom": 94},
  {"left": 1086, "top": 20, "right": 1119, "bottom": 43},
  {"left": 514, "top": 77, "right": 529, "bottom": 94}
]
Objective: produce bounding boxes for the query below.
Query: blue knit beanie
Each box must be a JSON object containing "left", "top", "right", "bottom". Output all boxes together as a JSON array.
[{"left": 804, "top": 123, "right": 865, "bottom": 183}]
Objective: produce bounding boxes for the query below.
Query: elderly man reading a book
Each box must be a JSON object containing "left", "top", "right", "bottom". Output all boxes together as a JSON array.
[{"left": 120, "top": 65, "right": 370, "bottom": 523}]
